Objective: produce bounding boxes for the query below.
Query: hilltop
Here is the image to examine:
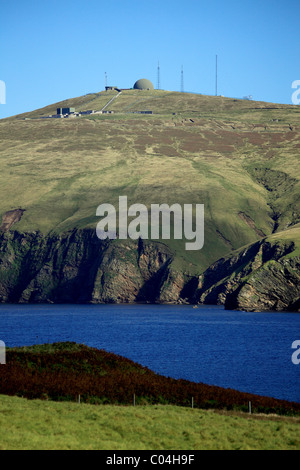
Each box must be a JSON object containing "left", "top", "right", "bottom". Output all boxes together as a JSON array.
[
  {"left": 0, "top": 90, "right": 299, "bottom": 309},
  {"left": 6, "top": 88, "right": 300, "bottom": 122}
]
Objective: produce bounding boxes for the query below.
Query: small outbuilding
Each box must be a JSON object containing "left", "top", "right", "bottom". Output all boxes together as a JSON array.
[
  {"left": 57, "top": 107, "right": 75, "bottom": 115},
  {"left": 105, "top": 86, "right": 121, "bottom": 92}
]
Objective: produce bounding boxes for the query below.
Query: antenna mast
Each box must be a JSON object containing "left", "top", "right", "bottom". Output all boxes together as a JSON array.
[
  {"left": 105, "top": 72, "right": 107, "bottom": 89},
  {"left": 157, "top": 61, "right": 160, "bottom": 90},
  {"left": 181, "top": 65, "right": 184, "bottom": 93},
  {"left": 215, "top": 55, "right": 218, "bottom": 96}
]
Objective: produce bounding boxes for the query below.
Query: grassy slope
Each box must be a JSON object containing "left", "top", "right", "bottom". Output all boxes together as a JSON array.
[
  {"left": 220, "top": 223, "right": 300, "bottom": 265},
  {"left": 0, "top": 90, "right": 299, "bottom": 273},
  {"left": 0, "top": 394, "right": 299, "bottom": 450}
]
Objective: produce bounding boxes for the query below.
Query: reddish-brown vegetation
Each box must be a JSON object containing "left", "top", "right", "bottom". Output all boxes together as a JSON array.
[{"left": 0, "top": 342, "right": 299, "bottom": 415}]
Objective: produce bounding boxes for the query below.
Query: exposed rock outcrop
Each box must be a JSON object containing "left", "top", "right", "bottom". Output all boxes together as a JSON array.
[
  {"left": 192, "top": 237, "right": 300, "bottom": 312},
  {"left": 0, "top": 209, "right": 25, "bottom": 232}
]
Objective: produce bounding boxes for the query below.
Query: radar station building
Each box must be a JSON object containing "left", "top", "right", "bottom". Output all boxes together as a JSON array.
[{"left": 133, "top": 79, "right": 154, "bottom": 90}]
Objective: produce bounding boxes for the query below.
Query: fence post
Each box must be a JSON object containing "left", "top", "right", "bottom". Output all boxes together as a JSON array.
[
  {"left": 133, "top": 394, "right": 135, "bottom": 406},
  {"left": 192, "top": 397, "right": 194, "bottom": 409},
  {"left": 77, "top": 394, "right": 81, "bottom": 404},
  {"left": 248, "top": 401, "right": 252, "bottom": 414}
]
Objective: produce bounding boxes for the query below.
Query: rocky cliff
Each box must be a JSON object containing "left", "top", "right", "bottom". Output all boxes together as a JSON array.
[
  {"left": 0, "top": 228, "right": 299, "bottom": 311},
  {"left": 192, "top": 233, "right": 300, "bottom": 312},
  {"left": 0, "top": 229, "right": 187, "bottom": 304}
]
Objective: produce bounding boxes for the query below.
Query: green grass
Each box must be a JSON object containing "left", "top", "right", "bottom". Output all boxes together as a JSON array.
[{"left": 0, "top": 394, "right": 299, "bottom": 450}]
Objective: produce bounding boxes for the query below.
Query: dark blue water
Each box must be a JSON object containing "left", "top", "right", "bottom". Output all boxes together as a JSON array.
[{"left": 0, "top": 303, "right": 299, "bottom": 403}]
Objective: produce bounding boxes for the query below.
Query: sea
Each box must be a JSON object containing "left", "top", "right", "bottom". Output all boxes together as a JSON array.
[{"left": 0, "top": 303, "right": 299, "bottom": 403}]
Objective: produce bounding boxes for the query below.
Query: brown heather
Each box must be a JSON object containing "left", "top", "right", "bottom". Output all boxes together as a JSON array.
[{"left": 0, "top": 342, "right": 299, "bottom": 415}]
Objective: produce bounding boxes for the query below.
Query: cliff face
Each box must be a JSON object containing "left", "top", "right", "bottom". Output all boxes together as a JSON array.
[
  {"left": 0, "top": 230, "right": 186, "bottom": 304},
  {"left": 0, "top": 229, "right": 299, "bottom": 311},
  {"left": 224, "top": 257, "right": 300, "bottom": 312},
  {"left": 193, "top": 237, "right": 300, "bottom": 312}
]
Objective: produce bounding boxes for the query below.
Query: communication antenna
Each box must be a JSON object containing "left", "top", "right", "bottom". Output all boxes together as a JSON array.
[
  {"left": 105, "top": 72, "right": 107, "bottom": 88},
  {"left": 181, "top": 65, "right": 184, "bottom": 93},
  {"left": 157, "top": 61, "right": 160, "bottom": 90},
  {"left": 215, "top": 55, "right": 218, "bottom": 96}
]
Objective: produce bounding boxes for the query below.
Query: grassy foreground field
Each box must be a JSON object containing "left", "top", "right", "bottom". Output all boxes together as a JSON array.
[{"left": 0, "top": 394, "right": 299, "bottom": 450}]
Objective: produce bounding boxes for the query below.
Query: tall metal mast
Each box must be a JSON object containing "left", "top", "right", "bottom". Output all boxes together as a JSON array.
[
  {"left": 157, "top": 61, "right": 160, "bottom": 90},
  {"left": 215, "top": 55, "right": 218, "bottom": 96}
]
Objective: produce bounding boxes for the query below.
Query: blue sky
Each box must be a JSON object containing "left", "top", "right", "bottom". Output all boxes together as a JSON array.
[{"left": 1, "top": 0, "right": 299, "bottom": 118}]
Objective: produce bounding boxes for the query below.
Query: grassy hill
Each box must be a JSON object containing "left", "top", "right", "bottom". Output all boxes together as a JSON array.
[{"left": 0, "top": 90, "right": 299, "bottom": 307}]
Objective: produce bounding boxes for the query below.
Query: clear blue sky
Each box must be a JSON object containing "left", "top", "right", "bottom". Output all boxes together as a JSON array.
[{"left": 1, "top": 0, "right": 299, "bottom": 118}]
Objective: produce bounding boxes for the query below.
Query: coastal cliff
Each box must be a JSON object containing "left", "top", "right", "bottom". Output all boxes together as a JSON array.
[
  {"left": 0, "top": 229, "right": 186, "bottom": 304},
  {"left": 192, "top": 229, "right": 300, "bottom": 312},
  {"left": 0, "top": 227, "right": 299, "bottom": 312}
]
